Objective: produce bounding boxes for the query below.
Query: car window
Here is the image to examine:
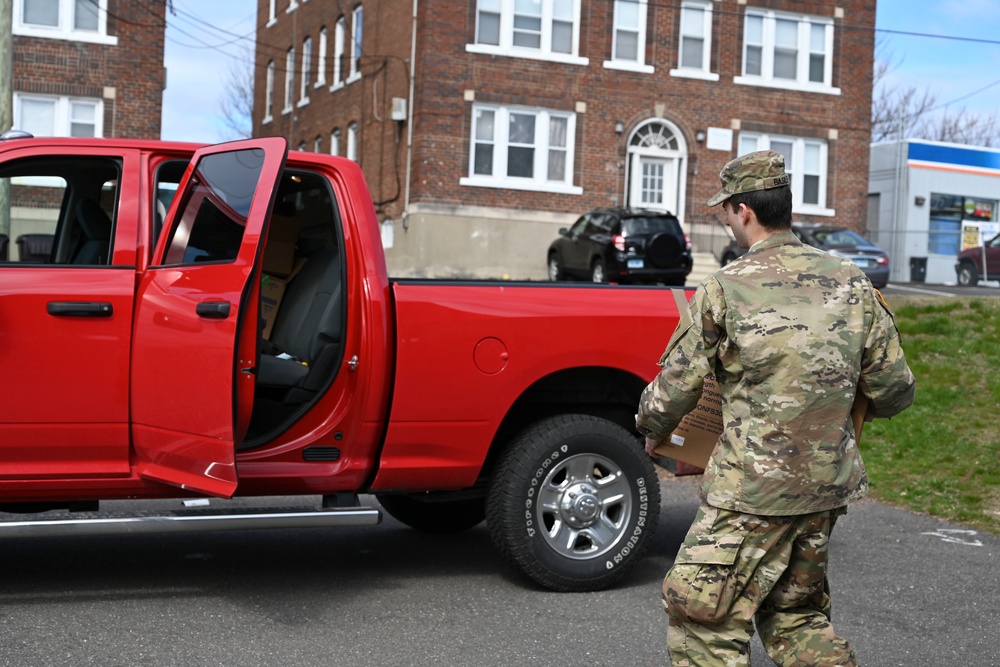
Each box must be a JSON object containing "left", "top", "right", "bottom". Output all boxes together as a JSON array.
[
  {"left": 159, "top": 148, "right": 266, "bottom": 267},
  {"left": 0, "top": 156, "right": 121, "bottom": 265},
  {"left": 622, "top": 216, "right": 681, "bottom": 236},
  {"left": 568, "top": 215, "right": 588, "bottom": 235},
  {"left": 812, "top": 229, "right": 869, "bottom": 247}
]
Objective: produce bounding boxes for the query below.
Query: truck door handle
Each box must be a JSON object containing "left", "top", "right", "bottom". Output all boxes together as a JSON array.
[
  {"left": 196, "top": 301, "right": 231, "bottom": 319},
  {"left": 47, "top": 301, "right": 113, "bottom": 317}
]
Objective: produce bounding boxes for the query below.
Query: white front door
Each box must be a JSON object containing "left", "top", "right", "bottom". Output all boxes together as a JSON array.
[{"left": 630, "top": 154, "right": 678, "bottom": 213}]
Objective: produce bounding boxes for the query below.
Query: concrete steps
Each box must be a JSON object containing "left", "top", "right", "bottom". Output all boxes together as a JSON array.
[{"left": 686, "top": 252, "right": 720, "bottom": 287}]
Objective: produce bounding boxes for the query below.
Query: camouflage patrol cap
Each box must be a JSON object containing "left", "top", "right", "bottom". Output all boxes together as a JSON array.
[{"left": 707, "top": 150, "right": 790, "bottom": 207}]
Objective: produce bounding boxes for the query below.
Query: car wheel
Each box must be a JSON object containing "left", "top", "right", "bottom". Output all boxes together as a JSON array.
[
  {"left": 548, "top": 254, "right": 564, "bottom": 281},
  {"left": 486, "top": 414, "right": 661, "bottom": 592},
  {"left": 957, "top": 262, "right": 979, "bottom": 287},
  {"left": 590, "top": 258, "right": 606, "bottom": 283},
  {"left": 376, "top": 492, "right": 486, "bottom": 533}
]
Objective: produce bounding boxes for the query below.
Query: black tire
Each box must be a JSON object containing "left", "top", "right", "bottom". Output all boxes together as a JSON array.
[
  {"left": 957, "top": 261, "right": 979, "bottom": 287},
  {"left": 376, "top": 492, "right": 486, "bottom": 533},
  {"left": 590, "top": 258, "right": 606, "bottom": 283},
  {"left": 548, "top": 253, "right": 564, "bottom": 281},
  {"left": 486, "top": 414, "right": 661, "bottom": 592}
]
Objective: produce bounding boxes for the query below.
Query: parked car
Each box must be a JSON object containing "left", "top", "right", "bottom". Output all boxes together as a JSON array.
[
  {"left": 955, "top": 233, "right": 1000, "bottom": 286},
  {"left": 547, "top": 208, "right": 692, "bottom": 285},
  {"left": 716, "top": 223, "right": 890, "bottom": 288}
]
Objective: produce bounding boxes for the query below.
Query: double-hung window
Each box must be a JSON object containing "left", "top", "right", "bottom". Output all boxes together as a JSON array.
[
  {"left": 462, "top": 104, "right": 581, "bottom": 195},
  {"left": 299, "top": 37, "right": 312, "bottom": 106},
  {"left": 283, "top": 47, "right": 295, "bottom": 113},
  {"left": 670, "top": 1, "right": 717, "bottom": 81},
  {"left": 15, "top": 93, "right": 102, "bottom": 137},
  {"left": 15, "top": 0, "right": 116, "bottom": 45},
  {"left": 739, "top": 132, "right": 831, "bottom": 214},
  {"left": 348, "top": 5, "right": 363, "bottom": 82},
  {"left": 469, "top": 0, "right": 586, "bottom": 66},
  {"left": 737, "top": 9, "right": 837, "bottom": 94},
  {"left": 316, "top": 28, "right": 328, "bottom": 86},
  {"left": 263, "top": 60, "right": 275, "bottom": 123},
  {"left": 604, "top": 0, "right": 652, "bottom": 73},
  {"left": 331, "top": 18, "right": 345, "bottom": 89}
]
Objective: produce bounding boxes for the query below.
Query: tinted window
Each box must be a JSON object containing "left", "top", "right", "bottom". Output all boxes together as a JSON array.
[
  {"left": 161, "top": 149, "right": 264, "bottom": 266},
  {"left": 811, "top": 229, "right": 869, "bottom": 247},
  {"left": 622, "top": 216, "right": 681, "bottom": 236}
]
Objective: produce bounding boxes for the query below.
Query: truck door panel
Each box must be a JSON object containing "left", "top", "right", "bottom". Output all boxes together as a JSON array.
[{"left": 131, "top": 138, "right": 287, "bottom": 498}]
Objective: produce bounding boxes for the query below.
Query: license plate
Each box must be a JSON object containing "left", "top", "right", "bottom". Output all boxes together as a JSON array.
[
  {"left": 852, "top": 258, "right": 869, "bottom": 268},
  {"left": 627, "top": 259, "right": 644, "bottom": 268}
]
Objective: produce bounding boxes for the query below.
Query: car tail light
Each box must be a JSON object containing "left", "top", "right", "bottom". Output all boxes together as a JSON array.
[
  {"left": 613, "top": 234, "right": 626, "bottom": 252},
  {"left": 684, "top": 234, "right": 691, "bottom": 251},
  {"left": 875, "top": 256, "right": 889, "bottom": 265}
]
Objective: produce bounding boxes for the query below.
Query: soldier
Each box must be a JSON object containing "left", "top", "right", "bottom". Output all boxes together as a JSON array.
[{"left": 636, "top": 150, "right": 915, "bottom": 666}]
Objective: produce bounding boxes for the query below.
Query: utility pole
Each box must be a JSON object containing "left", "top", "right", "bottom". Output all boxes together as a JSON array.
[{"left": 0, "top": 0, "right": 11, "bottom": 244}]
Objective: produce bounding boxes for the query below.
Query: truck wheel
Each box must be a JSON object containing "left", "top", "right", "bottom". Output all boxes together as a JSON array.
[
  {"left": 957, "top": 261, "right": 979, "bottom": 287},
  {"left": 376, "top": 493, "right": 486, "bottom": 533},
  {"left": 486, "top": 414, "right": 661, "bottom": 592}
]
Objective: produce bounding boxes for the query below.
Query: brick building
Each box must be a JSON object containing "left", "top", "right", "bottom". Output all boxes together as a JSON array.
[
  {"left": 12, "top": 0, "right": 166, "bottom": 139},
  {"left": 253, "top": 0, "right": 875, "bottom": 279}
]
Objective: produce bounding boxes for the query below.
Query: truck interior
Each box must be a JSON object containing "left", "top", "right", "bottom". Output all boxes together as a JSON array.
[{"left": 153, "top": 160, "right": 347, "bottom": 446}]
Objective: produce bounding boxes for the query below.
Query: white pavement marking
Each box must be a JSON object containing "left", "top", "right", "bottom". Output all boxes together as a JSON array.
[
  {"left": 921, "top": 529, "right": 983, "bottom": 546},
  {"left": 889, "top": 284, "right": 956, "bottom": 297}
]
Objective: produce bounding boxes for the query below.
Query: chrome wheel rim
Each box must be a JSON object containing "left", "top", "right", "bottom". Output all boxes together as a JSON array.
[{"left": 534, "top": 453, "right": 631, "bottom": 560}]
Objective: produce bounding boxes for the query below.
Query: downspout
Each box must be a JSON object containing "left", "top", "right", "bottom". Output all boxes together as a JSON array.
[{"left": 402, "top": 0, "right": 417, "bottom": 231}]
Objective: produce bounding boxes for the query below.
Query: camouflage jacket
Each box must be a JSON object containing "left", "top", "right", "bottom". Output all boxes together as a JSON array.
[{"left": 636, "top": 231, "right": 915, "bottom": 515}]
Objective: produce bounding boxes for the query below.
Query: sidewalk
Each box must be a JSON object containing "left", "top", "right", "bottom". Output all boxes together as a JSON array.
[{"left": 686, "top": 251, "right": 720, "bottom": 287}]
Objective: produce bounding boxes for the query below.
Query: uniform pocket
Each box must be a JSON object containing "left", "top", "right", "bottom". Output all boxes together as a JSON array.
[{"left": 663, "top": 507, "right": 750, "bottom": 624}]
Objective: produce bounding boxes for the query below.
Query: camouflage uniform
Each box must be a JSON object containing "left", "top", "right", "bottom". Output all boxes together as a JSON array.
[{"left": 636, "top": 151, "right": 915, "bottom": 666}]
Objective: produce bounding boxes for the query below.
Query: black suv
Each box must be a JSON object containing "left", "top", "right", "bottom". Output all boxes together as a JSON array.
[{"left": 547, "top": 208, "right": 692, "bottom": 285}]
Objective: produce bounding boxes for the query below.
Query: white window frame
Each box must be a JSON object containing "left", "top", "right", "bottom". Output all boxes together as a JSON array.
[
  {"left": 283, "top": 47, "right": 295, "bottom": 114},
  {"left": 735, "top": 8, "right": 838, "bottom": 95},
  {"left": 314, "top": 136, "right": 322, "bottom": 153},
  {"left": 331, "top": 18, "right": 346, "bottom": 90},
  {"left": 266, "top": 0, "right": 277, "bottom": 27},
  {"left": 330, "top": 128, "right": 341, "bottom": 156},
  {"left": 670, "top": 1, "right": 718, "bottom": 81},
  {"left": 461, "top": 103, "right": 582, "bottom": 195},
  {"left": 263, "top": 60, "right": 275, "bottom": 124},
  {"left": 348, "top": 5, "right": 363, "bottom": 83},
  {"left": 347, "top": 122, "right": 358, "bottom": 161},
  {"left": 287, "top": 0, "right": 299, "bottom": 13},
  {"left": 316, "top": 28, "right": 328, "bottom": 86},
  {"left": 468, "top": 0, "right": 588, "bottom": 67},
  {"left": 14, "top": 0, "right": 117, "bottom": 45},
  {"left": 738, "top": 132, "right": 833, "bottom": 216},
  {"left": 604, "top": 0, "right": 652, "bottom": 74},
  {"left": 299, "top": 36, "right": 312, "bottom": 106},
  {"left": 14, "top": 93, "right": 103, "bottom": 138}
]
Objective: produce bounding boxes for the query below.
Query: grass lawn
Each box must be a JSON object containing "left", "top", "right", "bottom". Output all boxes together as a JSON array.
[{"left": 860, "top": 295, "right": 1000, "bottom": 534}]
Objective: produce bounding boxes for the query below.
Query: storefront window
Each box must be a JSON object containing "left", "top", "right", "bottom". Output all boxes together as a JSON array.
[{"left": 929, "top": 193, "right": 997, "bottom": 255}]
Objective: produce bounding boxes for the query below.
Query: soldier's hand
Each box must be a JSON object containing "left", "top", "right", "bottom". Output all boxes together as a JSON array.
[{"left": 644, "top": 437, "right": 662, "bottom": 458}]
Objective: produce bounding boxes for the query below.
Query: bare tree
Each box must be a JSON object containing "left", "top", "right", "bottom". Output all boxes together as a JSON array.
[
  {"left": 218, "top": 43, "right": 254, "bottom": 141},
  {"left": 872, "top": 41, "right": 1000, "bottom": 147}
]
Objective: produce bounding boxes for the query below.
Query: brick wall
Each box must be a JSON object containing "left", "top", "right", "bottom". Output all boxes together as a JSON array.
[
  {"left": 253, "top": 0, "right": 876, "bottom": 271},
  {"left": 13, "top": 0, "right": 166, "bottom": 139}
]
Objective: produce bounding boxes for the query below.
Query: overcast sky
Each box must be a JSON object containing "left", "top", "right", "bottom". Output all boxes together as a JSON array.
[{"left": 160, "top": 0, "right": 1000, "bottom": 144}]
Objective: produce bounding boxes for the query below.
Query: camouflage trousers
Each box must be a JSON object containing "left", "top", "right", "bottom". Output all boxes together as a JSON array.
[{"left": 662, "top": 503, "right": 857, "bottom": 667}]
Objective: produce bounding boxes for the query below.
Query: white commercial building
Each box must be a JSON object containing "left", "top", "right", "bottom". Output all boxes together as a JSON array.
[{"left": 869, "top": 139, "right": 1000, "bottom": 285}]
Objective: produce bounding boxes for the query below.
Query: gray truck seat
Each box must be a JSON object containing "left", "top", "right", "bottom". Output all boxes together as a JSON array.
[
  {"left": 257, "top": 246, "right": 343, "bottom": 402},
  {"left": 72, "top": 198, "right": 113, "bottom": 265}
]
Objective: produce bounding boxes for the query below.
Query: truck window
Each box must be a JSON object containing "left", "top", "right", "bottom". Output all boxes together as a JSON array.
[{"left": 0, "top": 157, "right": 120, "bottom": 265}]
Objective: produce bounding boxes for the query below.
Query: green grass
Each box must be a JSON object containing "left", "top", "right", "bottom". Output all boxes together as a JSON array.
[{"left": 859, "top": 296, "right": 1000, "bottom": 534}]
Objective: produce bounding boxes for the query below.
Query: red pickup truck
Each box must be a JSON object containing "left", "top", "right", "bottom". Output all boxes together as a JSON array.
[{"left": 0, "top": 134, "right": 684, "bottom": 591}]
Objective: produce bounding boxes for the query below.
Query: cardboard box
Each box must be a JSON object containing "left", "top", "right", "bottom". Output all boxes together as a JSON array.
[
  {"left": 653, "top": 374, "right": 723, "bottom": 469},
  {"left": 260, "top": 273, "right": 289, "bottom": 340},
  {"left": 653, "top": 378, "right": 871, "bottom": 470},
  {"left": 262, "top": 215, "right": 302, "bottom": 277}
]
